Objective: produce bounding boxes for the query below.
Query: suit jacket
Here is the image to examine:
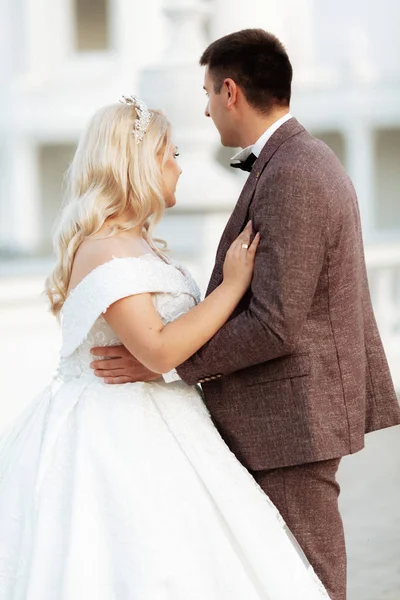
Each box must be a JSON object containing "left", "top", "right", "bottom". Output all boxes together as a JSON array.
[{"left": 177, "top": 118, "right": 400, "bottom": 471}]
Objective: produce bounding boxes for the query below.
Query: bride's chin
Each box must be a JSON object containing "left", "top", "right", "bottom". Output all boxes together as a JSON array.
[{"left": 165, "top": 195, "right": 177, "bottom": 209}]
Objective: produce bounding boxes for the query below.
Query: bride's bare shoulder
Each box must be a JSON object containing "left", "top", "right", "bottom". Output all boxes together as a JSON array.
[{"left": 67, "top": 235, "right": 146, "bottom": 295}]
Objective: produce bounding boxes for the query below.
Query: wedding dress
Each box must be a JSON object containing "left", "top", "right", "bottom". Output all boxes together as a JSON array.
[{"left": 0, "top": 253, "right": 330, "bottom": 599}]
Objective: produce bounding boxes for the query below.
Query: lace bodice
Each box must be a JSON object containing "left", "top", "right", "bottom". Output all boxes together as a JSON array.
[{"left": 56, "top": 254, "right": 201, "bottom": 382}]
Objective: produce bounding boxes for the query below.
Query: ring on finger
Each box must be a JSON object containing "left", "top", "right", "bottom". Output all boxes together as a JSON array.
[{"left": 241, "top": 243, "right": 249, "bottom": 250}]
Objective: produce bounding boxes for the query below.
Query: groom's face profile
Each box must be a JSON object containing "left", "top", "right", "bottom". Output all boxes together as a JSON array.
[{"left": 203, "top": 66, "right": 240, "bottom": 148}]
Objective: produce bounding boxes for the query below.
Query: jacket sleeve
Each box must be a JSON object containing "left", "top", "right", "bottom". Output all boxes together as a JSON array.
[{"left": 176, "top": 166, "right": 329, "bottom": 385}]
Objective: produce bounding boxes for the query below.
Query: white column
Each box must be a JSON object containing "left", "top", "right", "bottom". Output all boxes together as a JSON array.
[
  {"left": 0, "top": 1, "right": 15, "bottom": 252},
  {"left": 211, "top": 0, "right": 286, "bottom": 40},
  {"left": 345, "top": 122, "right": 374, "bottom": 239},
  {"left": 283, "top": 0, "right": 318, "bottom": 82},
  {"left": 113, "top": 0, "right": 165, "bottom": 67},
  {"left": 109, "top": 0, "right": 166, "bottom": 93},
  {"left": 2, "top": 137, "right": 41, "bottom": 253},
  {"left": 139, "top": 0, "right": 242, "bottom": 283},
  {"left": 24, "top": 0, "right": 73, "bottom": 77}
]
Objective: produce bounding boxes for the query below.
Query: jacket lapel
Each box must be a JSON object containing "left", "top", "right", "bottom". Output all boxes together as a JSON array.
[{"left": 206, "top": 118, "right": 305, "bottom": 295}]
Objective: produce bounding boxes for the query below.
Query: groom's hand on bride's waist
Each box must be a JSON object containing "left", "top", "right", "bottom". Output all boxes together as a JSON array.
[{"left": 90, "top": 346, "right": 161, "bottom": 384}]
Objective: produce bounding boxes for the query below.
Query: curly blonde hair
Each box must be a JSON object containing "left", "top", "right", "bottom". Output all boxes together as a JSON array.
[{"left": 45, "top": 102, "right": 172, "bottom": 316}]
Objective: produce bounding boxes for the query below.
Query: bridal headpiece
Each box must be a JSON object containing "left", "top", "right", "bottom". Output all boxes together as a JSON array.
[{"left": 119, "top": 95, "right": 151, "bottom": 144}]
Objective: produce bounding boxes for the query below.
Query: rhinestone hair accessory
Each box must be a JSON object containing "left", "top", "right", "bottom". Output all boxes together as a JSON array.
[{"left": 119, "top": 95, "right": 151, "bottom": 143}]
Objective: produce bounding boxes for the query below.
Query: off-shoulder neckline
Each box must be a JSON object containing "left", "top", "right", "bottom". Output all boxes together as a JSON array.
[{"left": 62, "top": 253, "right": 167, "bottom": 313}]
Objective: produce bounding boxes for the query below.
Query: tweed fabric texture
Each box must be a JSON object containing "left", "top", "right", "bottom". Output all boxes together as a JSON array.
[
  {"left": 253, "top": 459, "right": 346, "bottom": 600},
  {"left": 177, "top": 118, "right": 400, "bottom": 471}
]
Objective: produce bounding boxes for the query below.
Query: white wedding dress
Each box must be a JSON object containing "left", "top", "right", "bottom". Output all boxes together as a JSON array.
[{"left": 0, "top": 254, "right": 330, "bottom": 599}]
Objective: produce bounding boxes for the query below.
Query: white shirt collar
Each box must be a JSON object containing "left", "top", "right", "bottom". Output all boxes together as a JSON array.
[{"left": 231, "top": 113, "right": 293, "bottom": 163}]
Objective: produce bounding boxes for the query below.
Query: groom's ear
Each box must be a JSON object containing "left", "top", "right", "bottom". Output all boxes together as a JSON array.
[{"left": 224, "top": 78, "right": 238, "bottom": 109}]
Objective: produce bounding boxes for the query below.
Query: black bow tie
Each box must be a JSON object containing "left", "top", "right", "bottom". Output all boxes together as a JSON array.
[{"left": 230, "top": 152, "right": 257, "bottom": 173}]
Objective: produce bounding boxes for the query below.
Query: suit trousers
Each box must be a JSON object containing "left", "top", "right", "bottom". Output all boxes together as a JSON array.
[{"left": 252, "top": 458, "right": 346, "bottom": 600}]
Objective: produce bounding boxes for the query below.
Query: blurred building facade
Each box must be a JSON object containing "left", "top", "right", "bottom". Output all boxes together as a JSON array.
[{"left": 0, "top": 0, "right": 399, "bottom": 387}]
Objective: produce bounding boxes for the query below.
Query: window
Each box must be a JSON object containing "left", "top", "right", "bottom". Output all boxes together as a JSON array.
[
  {"left": 314, "top": 131, "right": 346, "bottom": 167},
  {"left": 374, "top": 129, "right": 400, "bottom": 231},
  {"left": 38, "top": 143, "right": 77, "bottom": 254},
  {"left": 74, "top": 0, "right": 110, "bottom": 52}
]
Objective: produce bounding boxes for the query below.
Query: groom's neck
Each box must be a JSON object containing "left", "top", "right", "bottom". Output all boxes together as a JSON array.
[{"left": 237, "top": 106, "right": 290, "bottom": 149}]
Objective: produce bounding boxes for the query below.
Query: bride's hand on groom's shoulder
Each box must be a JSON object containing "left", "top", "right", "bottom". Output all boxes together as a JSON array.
[
  {"left": 222, "top": 221, "right": 260, "bottom": 294},
  {"left": 90, "top": 346, "right": 161, "bottom": 384}
]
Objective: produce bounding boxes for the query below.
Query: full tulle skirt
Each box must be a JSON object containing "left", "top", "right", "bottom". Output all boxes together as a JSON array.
[{"left": 0, "top": 376, "right": 329, "bottom": 599}]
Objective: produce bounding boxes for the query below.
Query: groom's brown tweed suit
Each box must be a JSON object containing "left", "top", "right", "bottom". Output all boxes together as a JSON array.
[{"left": 177, "top": 118, "right": 400, "bottom": 600}]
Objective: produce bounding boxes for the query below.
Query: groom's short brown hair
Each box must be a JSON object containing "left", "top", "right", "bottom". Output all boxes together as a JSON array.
[{"left": 200, "top": 29, "right": 292, "bottom": 113}]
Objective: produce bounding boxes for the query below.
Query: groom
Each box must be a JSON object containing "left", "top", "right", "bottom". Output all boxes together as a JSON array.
[{"left": 91, "top": 29, "right": 400, "bottom": 599}]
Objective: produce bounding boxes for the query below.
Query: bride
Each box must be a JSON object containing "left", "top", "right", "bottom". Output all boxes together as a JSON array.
[{"left": 0, "top": 96, "right": 330, "bottom": 599}]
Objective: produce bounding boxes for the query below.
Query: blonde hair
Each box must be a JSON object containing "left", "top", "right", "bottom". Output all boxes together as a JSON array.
[{"left": 45, "top": 102, "right": 172, "bottom": 316}]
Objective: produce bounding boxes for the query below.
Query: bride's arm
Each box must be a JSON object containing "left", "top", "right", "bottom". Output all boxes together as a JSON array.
[
  {"left": 104, "top": 283, "right": 238, "bottom": 374},
  {"left": 103, "top": 228, "right": 259, "bottom": 374}
]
